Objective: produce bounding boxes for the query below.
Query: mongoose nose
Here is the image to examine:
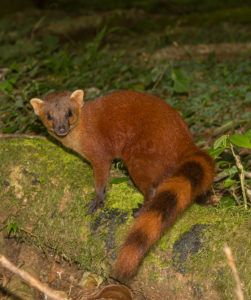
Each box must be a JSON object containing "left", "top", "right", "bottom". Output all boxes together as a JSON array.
[
  {"left": 59, "top": 126, "right": 66, "bottom": 133},
  {"left": 55, "top": 125, "right": 68, "bottom": 136}
]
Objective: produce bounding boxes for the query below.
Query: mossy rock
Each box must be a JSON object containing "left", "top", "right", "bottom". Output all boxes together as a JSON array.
[{"left": 0, "top": 136, "right": 250, "bottom": 299}]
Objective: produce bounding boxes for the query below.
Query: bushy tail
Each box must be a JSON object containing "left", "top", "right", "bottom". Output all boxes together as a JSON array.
[{"left": 115, "top": 150, "right": 214, "bottom": 281}]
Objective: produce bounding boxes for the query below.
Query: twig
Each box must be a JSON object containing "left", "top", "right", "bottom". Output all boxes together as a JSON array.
[
  {"left": 230, "top": 143, "right": 247, "bottom": 209},
  {"left": 0, "top": 254, "right": 66, "bottom": 300},
  {"left": 230, "top": 187, "right": 241, "bottom": 206},
  {"left": 223, "top": 246, "right": 244, "bottom": 300},
  {"left": 31, "top": 16, "right": 46, "bottom": 39},
  {"left": 152, "top": 64, "right": 168, "bottom": 90}
]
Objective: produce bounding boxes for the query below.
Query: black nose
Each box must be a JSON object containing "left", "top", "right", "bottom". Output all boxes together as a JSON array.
[
  {"left": 55, "top": 125, "right": 68, "bottom": 136},
  {"left": 59, "top": 126, "right": 66, "bottom": 134}
]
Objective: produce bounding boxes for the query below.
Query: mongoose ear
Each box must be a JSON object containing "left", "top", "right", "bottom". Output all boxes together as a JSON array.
[
  {"left": 30, "top": 98, "right": 44, "bottom": 116},
  {"left": 70, "top": 89, "right": 84, "bottom": 107}
]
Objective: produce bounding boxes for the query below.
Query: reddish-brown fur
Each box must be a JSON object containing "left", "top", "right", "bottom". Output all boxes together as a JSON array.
[{"left": 30, "top": 90, "right": 215, "bottom": 281}]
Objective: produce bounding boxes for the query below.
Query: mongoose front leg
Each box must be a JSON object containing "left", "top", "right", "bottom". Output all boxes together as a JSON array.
[{"left": 86, "top": 161, "right": 111, "bottom": 215}]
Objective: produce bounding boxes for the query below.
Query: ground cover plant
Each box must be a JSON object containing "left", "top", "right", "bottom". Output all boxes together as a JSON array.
[{"left": 0, "top": 1, "right": 250, "bottom": 299}]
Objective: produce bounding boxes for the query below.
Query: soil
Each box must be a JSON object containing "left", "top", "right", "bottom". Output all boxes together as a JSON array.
[{"left": 0, "top": 232, "right": 89, "bottom": 299}]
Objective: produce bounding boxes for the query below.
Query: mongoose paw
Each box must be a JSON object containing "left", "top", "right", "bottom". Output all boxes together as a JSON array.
[
  {"left": 86, "top": 196, "right": 104, "bottom": 215},
  {"left": 132, "top": 203, "right": 143, "bottom": 218}
]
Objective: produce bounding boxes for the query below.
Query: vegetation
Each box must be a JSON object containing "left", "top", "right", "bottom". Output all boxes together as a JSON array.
[
  {"left": 0, "top": 1, "right": 250, "bottom": 298},
  {"left": 210, "top": 133, "right": 251, "bottom": 209}
]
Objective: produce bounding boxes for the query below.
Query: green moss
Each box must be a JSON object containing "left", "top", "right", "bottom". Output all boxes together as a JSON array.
[
  {"left": 1, "top": 137, "right": 250, "bottom": 297},
  {"left": 0, "top": 137, "right": 106, "bottom": 274},
  {"left": 105, "top": 182, "right": 143, "bottom": 211}
]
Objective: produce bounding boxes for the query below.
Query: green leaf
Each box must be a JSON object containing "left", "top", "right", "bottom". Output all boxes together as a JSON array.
[
  {"left": 208, "top": 147, "right": 224, "bottom": 159},
  {"left": 215, "top": 160, "right": 228, "bottom": 167},
  {"left": 171, "top": 69, "right": 190, "bottom": 94},
  {"left": 244, "top": 129, "right": 251, "bottom": 139},
  {"left": 131, "top": 84, "right": 145, "bottom": 91},
  {"left": 109, "top": 177, "right": 129, "bottom": 184},
  {"left": 229, "top": 134, "right": 251, "bottom": 149},
  {"left": 219, "top": 196, "right": 235, "bottom": 208},
  {"left": 224, "top": 178, "right": 237, "bottom": 188},
  {"left": 7, "top": 222, "right": 18, "bottom": 235},
  {"left": 225, "top": 165, "right": 238, "bottom": 176},
  {"left": 213, "top": 135, "right": 228, "bottom": 149},
  {"left": 2, "top": 124, "right": 19, "bottom": 133},
  {"left": 9, "top": 77, "right": 16, "bottom": 85},
  {"left": 9, "top": 62, "right": 19, "bottom": 72},
  {"left": 0, "top": 81, "right": 13, "bottom": 92}
]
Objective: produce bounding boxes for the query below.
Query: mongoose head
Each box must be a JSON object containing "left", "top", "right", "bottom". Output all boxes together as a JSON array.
[{"left": 30, "top": 90, "right": 84, "bottom": 137}]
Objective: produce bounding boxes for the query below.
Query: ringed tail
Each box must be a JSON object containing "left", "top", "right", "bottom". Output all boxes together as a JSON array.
[{"left": 115, "top": 150, "right": 215, "bottom": 281}]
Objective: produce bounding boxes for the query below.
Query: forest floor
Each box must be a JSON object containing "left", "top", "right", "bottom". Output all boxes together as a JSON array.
[{"left": 0, "top": 5, "right": 250, "bottom": 300}]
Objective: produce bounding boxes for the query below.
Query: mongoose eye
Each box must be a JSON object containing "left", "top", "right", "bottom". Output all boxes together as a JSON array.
[
  {"left": 47, "top": 113, "right": 53, "bottom": 120},
  {"left": 66, "top": 109, "right": 72, "bottom": 118}
]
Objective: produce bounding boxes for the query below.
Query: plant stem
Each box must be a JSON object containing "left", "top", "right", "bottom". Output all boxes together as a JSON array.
[
  {"left": 223, "top": 246, "right": 244, "bottom": 300},
  {"left": 230, "top": 143, "right": 247, "bottom": 209},
  {"left": 0, "top": 254, "right": 67, "bottom": 300}
]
